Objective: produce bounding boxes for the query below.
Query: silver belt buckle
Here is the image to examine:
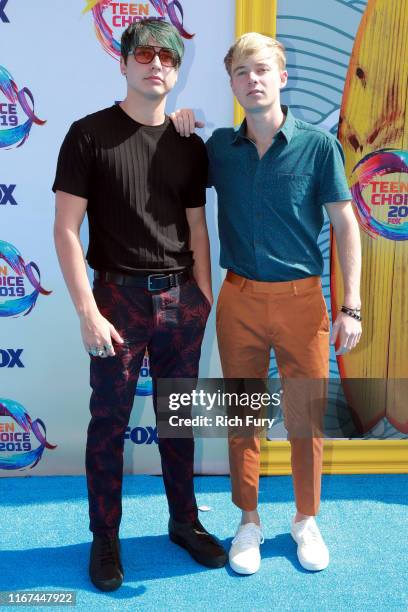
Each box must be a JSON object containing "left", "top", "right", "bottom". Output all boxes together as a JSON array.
[
  {"left": 147, "top": 274, "right": 157, "bottom": 291},
  {"left": 147, "top": 274, "right": 169, "bottom": 291}
]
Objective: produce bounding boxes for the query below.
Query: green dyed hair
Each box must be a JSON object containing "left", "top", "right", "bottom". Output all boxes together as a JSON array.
[{"left": 121, "top": 17, "right": 184, "bottom": 66}]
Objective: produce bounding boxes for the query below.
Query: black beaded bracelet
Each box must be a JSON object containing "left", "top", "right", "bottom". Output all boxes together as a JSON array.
[{"left": 341, "top": 305, "right": 362, "bottom": 321}]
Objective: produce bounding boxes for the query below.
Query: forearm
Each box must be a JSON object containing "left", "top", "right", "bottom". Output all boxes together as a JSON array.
[
  {"left": 54, "top": 225, "right": 98, "bottom": 319},
  {"left": 333, "top": 219, "right": 362, "bottom": 308},
  {"left": 190, "top": 225, "right": 212, "bottom": 298}
]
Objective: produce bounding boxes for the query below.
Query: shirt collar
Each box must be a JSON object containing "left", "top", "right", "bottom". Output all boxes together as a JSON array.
[{"left": 232, "top": 105, "right": 295, "bottom": 145}]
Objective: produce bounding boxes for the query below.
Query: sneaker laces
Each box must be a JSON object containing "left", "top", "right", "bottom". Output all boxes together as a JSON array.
[
  {"left": 100, "top": 537, "right": 119, "bottom": 567},
  {"left": 298, "top": 520, "right": 322, "bottom": 545},
  {"left": 232, "top": 524, "right": 264, "bottom": 549}
]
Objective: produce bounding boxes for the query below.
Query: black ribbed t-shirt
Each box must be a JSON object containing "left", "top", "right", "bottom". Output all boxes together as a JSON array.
[{"left": 52, "top": 104, "right": 208, "bottom": 273}]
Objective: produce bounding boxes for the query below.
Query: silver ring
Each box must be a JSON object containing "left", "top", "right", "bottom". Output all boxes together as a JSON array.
[{"left": 89, "top": 346, "right": 104, "bottom": 357}]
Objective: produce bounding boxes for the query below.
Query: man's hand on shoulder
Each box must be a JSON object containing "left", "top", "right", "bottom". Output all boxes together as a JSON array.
[{"left": 170, "top": 109, "right": 205, "bottom": 137}]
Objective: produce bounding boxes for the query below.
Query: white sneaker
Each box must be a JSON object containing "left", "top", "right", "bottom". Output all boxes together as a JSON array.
[
  {"left": 291, "top": 516, "right": 329, "bottom": 571},
  {"left": 229, "top": 522, "right": 264, "bottom": 575}
]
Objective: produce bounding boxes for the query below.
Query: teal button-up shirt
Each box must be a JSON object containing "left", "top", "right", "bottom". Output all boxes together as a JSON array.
[{"left": 206, "top": 106, "right": 352, "bottom": 281}]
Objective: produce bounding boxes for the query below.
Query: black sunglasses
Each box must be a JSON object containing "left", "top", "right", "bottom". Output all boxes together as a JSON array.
[{"left": 131, "top": 45, "right": 179, "bottom": 68}]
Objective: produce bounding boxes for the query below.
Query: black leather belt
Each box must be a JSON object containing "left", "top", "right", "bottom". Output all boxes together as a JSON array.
[{"left": 94, "top": 269, "right": 191, "bottom": 291}]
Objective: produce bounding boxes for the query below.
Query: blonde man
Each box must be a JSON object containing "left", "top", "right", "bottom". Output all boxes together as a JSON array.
[{"left": 172, "top": 32, "right": 361, "bottom": 574}]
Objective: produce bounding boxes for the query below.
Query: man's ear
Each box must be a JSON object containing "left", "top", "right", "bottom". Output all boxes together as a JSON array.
[
  {"left": 120, "top": 56, "right": 127, "bottom": 76},
  {"left": 280, "top": 70, "right": 288, "bottom": 89}
]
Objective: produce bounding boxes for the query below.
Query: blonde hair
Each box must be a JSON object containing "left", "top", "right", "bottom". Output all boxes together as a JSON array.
[{"left": 224, "top": 32, "right": 286, "bottom": 76}]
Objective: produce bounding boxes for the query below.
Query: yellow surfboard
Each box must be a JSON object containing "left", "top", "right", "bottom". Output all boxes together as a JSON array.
[{"left": 331, "top": 0, "right": 408, "bottom": 434}]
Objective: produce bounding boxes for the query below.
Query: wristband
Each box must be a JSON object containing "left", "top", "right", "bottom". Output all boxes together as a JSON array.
[{"left": 341, "top": 305, "right": 362, "bottom": 321}]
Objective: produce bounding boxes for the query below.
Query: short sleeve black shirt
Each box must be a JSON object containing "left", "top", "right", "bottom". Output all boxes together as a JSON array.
[{"left": 52, "top": 104, "right": 208, "bottom": 273}]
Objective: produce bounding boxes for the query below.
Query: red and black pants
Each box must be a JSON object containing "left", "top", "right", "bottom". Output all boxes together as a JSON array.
[{"left": 86, "top": 276, "right": 211, "bottom": 536}]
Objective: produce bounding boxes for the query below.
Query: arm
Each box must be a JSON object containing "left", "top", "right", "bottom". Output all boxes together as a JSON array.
[
  {"left": 54, "top": 190, "right": 123, "bottom": 356},
  {"left": 325, "top": 201, "right": 362, "bottom": 354},
  {"left": 186, "top": 206, "right": 213, "bottom": 305}
]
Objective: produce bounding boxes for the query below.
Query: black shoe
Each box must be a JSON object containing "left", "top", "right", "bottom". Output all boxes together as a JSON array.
[
  {"left": 168, "top": 518, "right": 227, "bottom": 568},
  {"left": 89, "top": 533, "right": 124, "bottom": 592}
]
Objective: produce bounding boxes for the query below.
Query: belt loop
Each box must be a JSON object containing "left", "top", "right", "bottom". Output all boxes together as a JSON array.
[
  {"left": 239, "top": 277, "right": 246, "bottom": 292},
  {"left": 292, "top": 282, "right": 297, "bottom": 296}
]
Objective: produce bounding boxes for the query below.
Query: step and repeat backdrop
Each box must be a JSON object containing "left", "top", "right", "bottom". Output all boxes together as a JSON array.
[
  {"left": 0, "top": 0, "right": 234, "bottom": 476},
  {"left": 1, "top": 0, "right": 406, "bottom": 478}
]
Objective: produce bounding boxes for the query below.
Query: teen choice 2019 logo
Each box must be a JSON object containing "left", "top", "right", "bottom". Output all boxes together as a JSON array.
[
  {"left": 83, "top": 0, "right": 194, "bottom": 60},
  {"left": 0, "top": 399, "right": 56, "bottom": 470},
  {"left": 351, "top": 149, "right": 408, "bottom": 240},
  {"left": 0, "top": 66, "right": 46, "bottom": 150},
  {"left": 0, "top": 240, "right": 51, "bottom": 318}
]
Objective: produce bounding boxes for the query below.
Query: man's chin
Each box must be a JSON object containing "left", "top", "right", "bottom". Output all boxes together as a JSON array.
[
  {"left": 146, "top": 91, "right": 166, "bottom": 101},
  {"left": 135, "top": 88, "right": 167, "bottom": 102},
  {"left": 242, "top": 101, "right": 270, "bottom": 114}
]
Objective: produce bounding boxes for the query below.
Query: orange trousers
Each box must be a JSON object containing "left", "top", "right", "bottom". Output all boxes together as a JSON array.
[{"left": 216, "top": 271, "right": 330, "bottom": 516}]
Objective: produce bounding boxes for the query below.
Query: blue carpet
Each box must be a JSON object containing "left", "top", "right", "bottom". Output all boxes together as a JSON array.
[{"left": 0, "top": 474, "right": 407, "bottom": 611}]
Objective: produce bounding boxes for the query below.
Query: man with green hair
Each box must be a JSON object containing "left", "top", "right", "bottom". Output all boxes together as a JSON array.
[{"left": 53, "top": 17, "right": 227, "bottom": 592}]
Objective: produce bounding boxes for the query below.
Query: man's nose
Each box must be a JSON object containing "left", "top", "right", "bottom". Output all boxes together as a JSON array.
[
  {"left": 248, "top": 72, "right": 258, "bottom": 84},
  {"left": 150, "top": 53, "right": 162, "bottom": 69}
]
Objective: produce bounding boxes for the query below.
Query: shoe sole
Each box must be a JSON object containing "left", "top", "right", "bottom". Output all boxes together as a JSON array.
[
  {"left": 89, "top": 575, "right": 123, "bottom": 592},
  {"left": 169, "top": 531, "right": 227, "bottom": 568},
  {"left": 229, "top": 558, "right": 260, "bottom": 575},
  {"left": 295, "top": 555, "right": 329, "bottom": 572}
]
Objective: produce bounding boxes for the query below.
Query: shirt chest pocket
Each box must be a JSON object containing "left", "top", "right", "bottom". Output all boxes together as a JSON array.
[{"left": 263, "top": 173, "right": 314, "bottom": 209}]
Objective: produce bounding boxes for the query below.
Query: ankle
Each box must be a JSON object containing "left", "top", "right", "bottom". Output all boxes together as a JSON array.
[
  {"left": 241, "top": 510, "right": 260, "bottom": 526},
  {"left": 294, "top": 512, "right": 314, "bottom": 523}
]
